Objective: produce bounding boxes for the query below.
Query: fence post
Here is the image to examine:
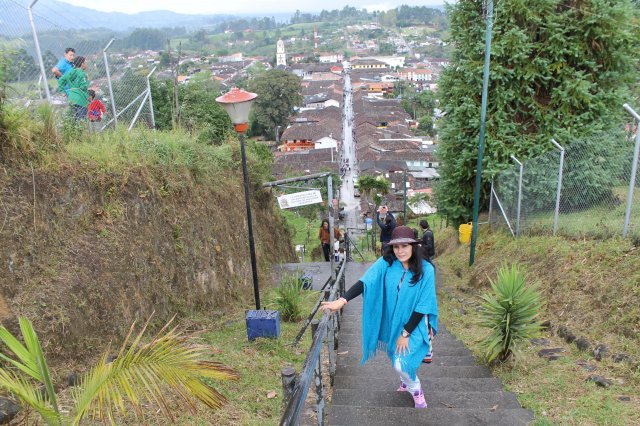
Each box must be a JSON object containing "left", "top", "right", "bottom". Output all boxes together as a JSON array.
[
  {"left": 510, "top": 155, "right": 523, "bottom": 237},
  {"left": 281, "top": 367, "right": 296, "bottom": 406},
  {"left": 27, "top": 0, "right": 51, "bottom": 104},
  {"left": 488, "top": 178, "right": 494, "bottom": 227},
  {"left": 551, "top": 139, "right": 565, "bottom": 236},
  {"left": 146, "top": 67, "right": 157, "bottom": 129},
  {"left": 623, "top": 104, "right": 640, "bottom": 238},
  {"left": 103, "top": 38, "right": 117, "bottom": 127},
  {"left": 127, "top": 91, "right": 150, "bottom": 131}
]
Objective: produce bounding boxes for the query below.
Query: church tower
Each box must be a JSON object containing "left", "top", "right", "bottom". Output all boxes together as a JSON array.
[{"left": 276, "top": 39, "right": 286, "bottom": 67}]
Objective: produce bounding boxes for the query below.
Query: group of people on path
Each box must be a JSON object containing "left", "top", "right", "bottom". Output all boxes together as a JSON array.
[
  {"left": 319, "top": 207, "right": 438, "bottom": 409},
  {"left": 376, "top": 206, "right": 435, "bottom": 260},
  {"left": 318, "top": 219, "right": 344, "bottom": 263},
  {"left": 52, "top": 47, "right": 106, "bottom": 127}
]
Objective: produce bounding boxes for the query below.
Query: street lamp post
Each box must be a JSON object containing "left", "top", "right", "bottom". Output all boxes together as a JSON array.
[{"left": 216, "top": 88, "right": 261, "bottom": 310}]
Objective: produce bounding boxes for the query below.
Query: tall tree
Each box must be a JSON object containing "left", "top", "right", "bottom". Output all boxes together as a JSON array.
[
  {"left": 437, "top": 0, "right": 639, "bottom": 225},
  {"left": 247, "top": 69, "right": 302, "bottom": 138}
]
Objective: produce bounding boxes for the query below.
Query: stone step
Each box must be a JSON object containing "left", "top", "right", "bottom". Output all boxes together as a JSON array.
[
  {"left": 336, "top": 345, "right": 474, "bottom": 358},
  {"left": 328, "top": 405, "right": 534, "bottom": 426},
  {"left": 336, "top": 354, "right": 479, "bottom": 367},
  {"left": 337, "top": 325, "right": 457, "bottom": 338},
  {"left": 337, "top": 339, "right": 469, "bottom": 351},
  {"left": 336, "top": 337, "right": 463, "bottom": 348},
  {"left": 333, "top": 376, "right": 506, "bottom": 393},
  {"left": 334, "top": 364, "right": 493, "bottom": 379},
  {"left": 331, "top": 389, "right": 522, "bottom": 410}
]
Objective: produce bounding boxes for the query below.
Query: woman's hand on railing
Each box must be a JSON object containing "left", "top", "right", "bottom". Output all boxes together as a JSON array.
[{"left": 321, "top": 297, "right": 347, "bottom": 314}]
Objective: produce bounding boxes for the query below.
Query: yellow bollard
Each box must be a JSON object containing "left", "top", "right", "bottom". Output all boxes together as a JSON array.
[{"left": 459, "top": 222, "right": 473, "bottom": 244}]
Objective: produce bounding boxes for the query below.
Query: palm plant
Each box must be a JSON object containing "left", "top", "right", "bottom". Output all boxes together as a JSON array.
[
  {"left": 478, "top": 264, "right": 544, "bottom": 363},
  {"left": 0, "top": 317, "right": 238, "bottom": 425},
  {"left": 356, "top": 174, "right": 390, "bottom": 208}
]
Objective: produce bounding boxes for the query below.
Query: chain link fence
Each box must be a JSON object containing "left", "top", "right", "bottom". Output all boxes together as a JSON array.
[
  {"left": 1, "top": 0, "right": 155, "bottom": 129},
  {"left": 490, "top": 105, "right": 640, "bottom": 241}
]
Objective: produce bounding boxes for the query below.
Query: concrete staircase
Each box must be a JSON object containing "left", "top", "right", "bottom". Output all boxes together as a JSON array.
[{"left": 327, "top": 294, "right": 534, "bottom": 425}]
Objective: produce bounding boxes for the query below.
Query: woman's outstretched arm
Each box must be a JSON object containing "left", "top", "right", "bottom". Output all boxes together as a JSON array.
[{"left": 321, "top": 280, "right": 363, "bottom": 312}]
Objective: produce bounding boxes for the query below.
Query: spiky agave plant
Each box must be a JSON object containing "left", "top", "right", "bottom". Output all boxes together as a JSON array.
[
  {"left": 478, "top": 264, "right": 544, "bottom": 363},
  {"left": 274, "top": 273, "right": 307, "bottom": 322},
  {"left": 0, "top": 317, "right": 238, "bottom": 425}
]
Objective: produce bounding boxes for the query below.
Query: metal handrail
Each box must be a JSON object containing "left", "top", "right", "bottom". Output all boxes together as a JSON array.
[
  {"left": 293, "top": 272, "right": 336, "bottom": 345},
  {"left": 280, "top": 260, "right": 346, "bottom": 426}
]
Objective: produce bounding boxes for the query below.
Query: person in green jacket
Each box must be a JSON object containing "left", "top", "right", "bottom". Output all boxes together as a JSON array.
[{"left": 58, "top": 56, "right": 88, "bottom": 122}]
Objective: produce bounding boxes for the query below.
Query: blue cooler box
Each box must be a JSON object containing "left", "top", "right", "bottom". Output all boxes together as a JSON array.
[{"left": 246, "top": 310, "right": 280, "bottom": 341}]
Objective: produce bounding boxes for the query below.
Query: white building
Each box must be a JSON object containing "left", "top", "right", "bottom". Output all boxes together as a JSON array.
[
  {"left": 276, "top": 39, "right": 287, "bottom": 67},
  {"left": 315, "top": 136, "right": 339, "bottom": 150},
  {"left": 362, "top": 56, "right": 406, "bottom": 68}
]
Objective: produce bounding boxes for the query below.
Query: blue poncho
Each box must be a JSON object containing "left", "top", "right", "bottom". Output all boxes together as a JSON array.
[{"left": 359, "top": 257, "right": 438, "bottom": 380}]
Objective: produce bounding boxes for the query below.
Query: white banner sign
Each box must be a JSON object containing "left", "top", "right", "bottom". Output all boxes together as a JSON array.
[{"left": 277, "top": 190, "right": 323, "bottom": 209}]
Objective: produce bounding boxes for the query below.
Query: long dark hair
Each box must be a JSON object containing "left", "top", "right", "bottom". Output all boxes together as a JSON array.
[
  {"left": 72, "top": 56, "right": 85, "bottom": 68},
  {"left": 320, "top": 219, "right": 329, "bottom": 228},
  {"left": 383, "top": 243, "right": 433, "bottom": 285}
]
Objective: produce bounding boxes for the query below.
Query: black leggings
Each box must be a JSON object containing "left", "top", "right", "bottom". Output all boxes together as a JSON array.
[{"left": 322, "top": 243, "right": 331, "bottom": 261}]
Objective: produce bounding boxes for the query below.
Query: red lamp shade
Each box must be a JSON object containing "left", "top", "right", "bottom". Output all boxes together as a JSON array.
[{"left": 216, "top": 87, "right": 258, "bottom": 133}]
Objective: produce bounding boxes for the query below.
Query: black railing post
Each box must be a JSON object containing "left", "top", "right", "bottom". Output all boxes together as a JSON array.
[
  {"left": 310, "top": 319, "right": 320, "bottom": 339},
  {"left": 281, "top": 367, "right": 296, "bottom": 406},
  {"left": 327, "top": 314, "right": 336, "bottom": 387},
  {"left": 345, "top": 233, "right": 351, "bottom": 263},
  {"left": 311, "top": 319, "right": 325, "bottom": 425}
]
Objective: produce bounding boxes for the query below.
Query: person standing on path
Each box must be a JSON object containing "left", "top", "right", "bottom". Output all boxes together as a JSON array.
[
  {"left": 376, "top": 206, "right": 396, "bottom": 255},
  {"left": 58, "top": 56, "right": 88, "bottom": 122},
  {"left": 318, "top": 219, "right": 341, "bottom": 262},
  {"left": 322, "top": 226, "right": 438, "bottom": 409},
  {"left": 419, "top": 219, "right": 435, "bottom": 261}
]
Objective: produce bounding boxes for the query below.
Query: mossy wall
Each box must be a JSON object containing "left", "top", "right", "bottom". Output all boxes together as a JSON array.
[{"left": 0, "top": 164, "right": 296, "bottom": 361}]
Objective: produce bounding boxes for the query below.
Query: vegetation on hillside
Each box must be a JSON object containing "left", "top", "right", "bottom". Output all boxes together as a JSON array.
[
  {"left": 0, "top": 318, "right": 237, "bottom": 425},
  {"left": 437, "top": 0, "right": 640, "bottom": 225},
  {"left": 247, "top": 69, "right": 303, "bottom": 139},
  {"left": 437, "top": 227, "right": 640, "bottom": 423},
  {"left": 478, "top": 264, "right": 544, "bottom": 362}
]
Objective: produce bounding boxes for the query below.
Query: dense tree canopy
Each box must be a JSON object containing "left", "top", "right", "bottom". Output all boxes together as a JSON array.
[
  {"left": 151, "top": 78, "right": 232, "bottom": 145},
  {"left": 436, "top": 0, "right": 640, "bottom": 225},
  {"left": 247, "top": 69, "right": 302, "bottom": 139}
]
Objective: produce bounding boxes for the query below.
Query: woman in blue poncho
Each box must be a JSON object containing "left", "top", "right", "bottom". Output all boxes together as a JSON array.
[{"left": 322, "top": 226, "right": 438, "bottom": 409}]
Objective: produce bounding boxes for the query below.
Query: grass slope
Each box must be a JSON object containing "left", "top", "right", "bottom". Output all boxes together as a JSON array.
[{"left": 435, "top": 227, "right": 640, "bottom": 425}]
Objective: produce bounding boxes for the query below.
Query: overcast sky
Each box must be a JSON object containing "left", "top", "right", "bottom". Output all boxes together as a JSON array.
[{"left": 57, "top": 0, "right": 448, "bottom": 15}]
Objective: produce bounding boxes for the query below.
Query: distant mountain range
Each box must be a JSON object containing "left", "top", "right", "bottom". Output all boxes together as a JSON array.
[
  {"left": 0, "top": 0, "right": 445, "bottom": 37},
  {"left": 1, "top": 0, "right": 237, "bottom": 35}
]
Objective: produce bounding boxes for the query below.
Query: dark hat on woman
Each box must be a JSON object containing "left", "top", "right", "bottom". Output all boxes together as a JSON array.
[{"left": 387, "top": 226, "right": 420, "bottom": 245}]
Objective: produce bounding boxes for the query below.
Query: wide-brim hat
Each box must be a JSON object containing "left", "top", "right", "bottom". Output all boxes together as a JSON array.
[{"left": 387, "top": 226, "right": 420, "bottom": 245}]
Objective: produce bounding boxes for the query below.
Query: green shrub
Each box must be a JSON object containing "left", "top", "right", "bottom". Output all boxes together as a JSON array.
[
  {"left": 273, "top": 274, "right": 309, "bottom": 322},
  {"left": 478, "top": 263, "right": 544, "bottom": 362}
]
